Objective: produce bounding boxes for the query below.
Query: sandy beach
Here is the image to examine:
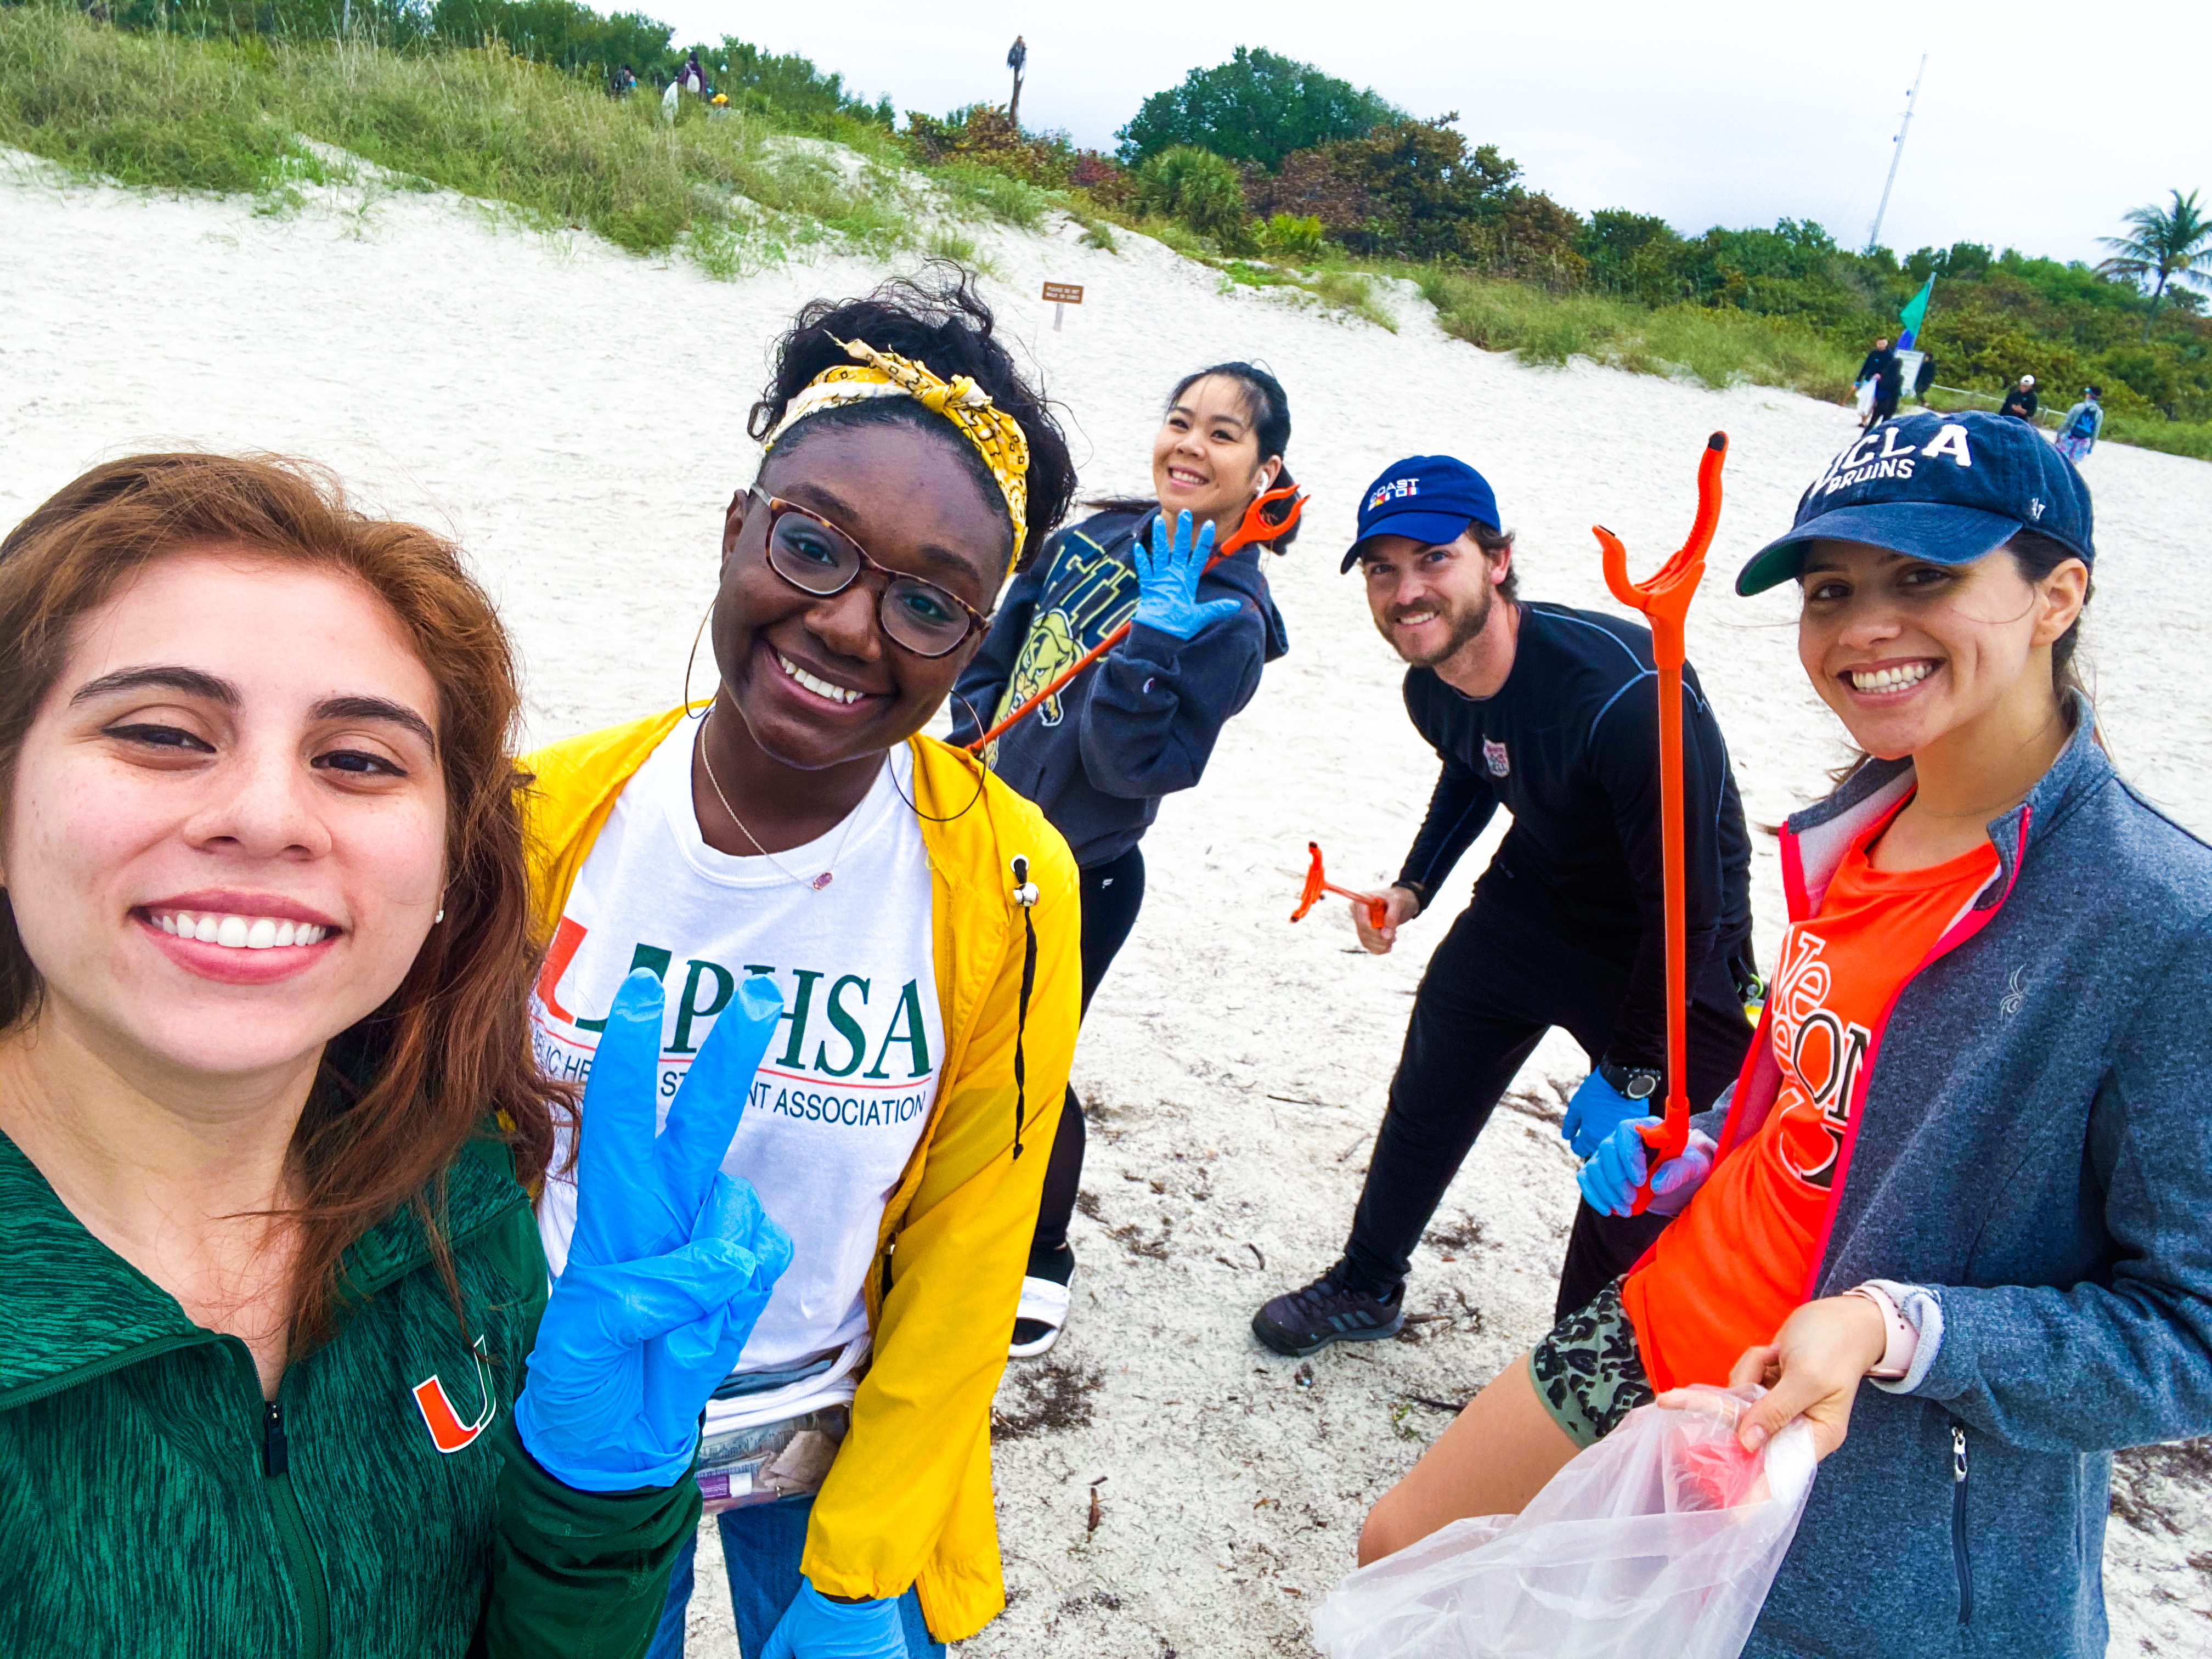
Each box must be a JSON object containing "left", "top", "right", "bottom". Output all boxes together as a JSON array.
[{"left": 7, "top": 151, "right": 2210, "bottom": 1655}]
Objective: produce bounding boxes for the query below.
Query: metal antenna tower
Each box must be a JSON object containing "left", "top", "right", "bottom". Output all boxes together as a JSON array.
[{"left": 1865, "top": 54, "right": 1928, "bottom": 255}]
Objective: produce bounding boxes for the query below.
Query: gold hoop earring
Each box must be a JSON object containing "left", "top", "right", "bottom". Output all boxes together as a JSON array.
[{"left": 681, "top": 595, "right": 716, "bottom": 718}]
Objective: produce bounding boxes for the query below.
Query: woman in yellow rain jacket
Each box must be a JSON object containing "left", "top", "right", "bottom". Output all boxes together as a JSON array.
[{"left": 521, "top": 269, "right": 1082, "bottom": 1658}]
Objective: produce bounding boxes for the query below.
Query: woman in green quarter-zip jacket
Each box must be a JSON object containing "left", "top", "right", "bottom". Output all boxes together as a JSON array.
[{"left": 0, "top": 453, "right": 792, "bottom": 1659}]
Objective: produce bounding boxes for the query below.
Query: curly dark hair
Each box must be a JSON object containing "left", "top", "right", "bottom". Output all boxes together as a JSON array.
[{"left": 746, "top": 263, "right": 1077, "bottom": 573}]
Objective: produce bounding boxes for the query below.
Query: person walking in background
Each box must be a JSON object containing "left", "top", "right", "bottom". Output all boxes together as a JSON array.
[
  {"left": 1998, "top": 374, "right": 2039, "bottom": 421},
  {"left": 1913, "top": 350, "right": 1937, "bottom": 405},
  {"left": 611, "top": 62, "right": 637, "bottom": 96},
  {"left": 1355, "top": 410, "right": 2212, "bottom": 1659},
  {"left": 1250, "top": 454, "right": 1757, "bottom": 1359},
  {"left": 949, "top": 363, "right": 1296, "bottom": 1359},
  {"left": 1854, "top": 338, "right": 1895, "bottom": 430},
  {"left": 1870, "top": 348, "right": 1905, "bottom": 426},
  {"left": 2056, "top": 385, "right": 2104, "bottom": 464},
  {"left": 526, "top": 270, "right": 1085, "bottom": 1659}
]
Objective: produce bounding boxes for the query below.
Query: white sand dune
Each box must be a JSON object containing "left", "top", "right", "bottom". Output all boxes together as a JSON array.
[{"left": 7, "top": 153, "right": 2210, "bottom": 1656}]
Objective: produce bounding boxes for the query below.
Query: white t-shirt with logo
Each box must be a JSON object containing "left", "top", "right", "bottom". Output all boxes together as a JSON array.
[{"left": 532, "top": 720, "right": 941, "bottom": 1384}]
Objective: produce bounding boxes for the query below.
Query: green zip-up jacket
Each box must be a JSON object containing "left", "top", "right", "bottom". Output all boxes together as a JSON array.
[{"left": 0, "top": 1129, "right": 696, "bottom": 1658}]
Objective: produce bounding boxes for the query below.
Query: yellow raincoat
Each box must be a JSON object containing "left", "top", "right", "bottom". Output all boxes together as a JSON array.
[{"left": 522, "top": 708, "right": 1079, "bottom": 1640}]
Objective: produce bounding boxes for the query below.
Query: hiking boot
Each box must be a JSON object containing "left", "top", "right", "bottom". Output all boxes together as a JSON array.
[
  {"left": 1010, "top": 1242, "right": 1075, "bottom": 1360},
  {"left": 1251, "top": 1262, "right": 1404, "bottom": 1357}
]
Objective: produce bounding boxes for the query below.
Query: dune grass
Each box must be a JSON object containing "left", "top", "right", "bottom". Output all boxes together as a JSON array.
[
  {"left": 0, "top": 3, "right": 912, "bottom": 265},
  {"left": 1413, "top": 267, "right": 1854, "bottom": 399}
]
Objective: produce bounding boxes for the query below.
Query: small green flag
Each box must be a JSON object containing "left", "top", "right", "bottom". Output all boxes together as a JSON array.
[{"left": 1898, "top": 276, "right": 1935, "bottom": 346}]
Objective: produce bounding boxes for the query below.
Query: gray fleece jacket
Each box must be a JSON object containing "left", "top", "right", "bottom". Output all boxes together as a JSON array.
[{"left": 1692, "top": 700, "right": 2212, "bottom": 1657}]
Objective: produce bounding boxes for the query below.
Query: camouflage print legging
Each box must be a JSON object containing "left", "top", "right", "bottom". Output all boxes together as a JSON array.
[{"left": 1526, "top": 1276, "right": 1655, "bottom": 1448}]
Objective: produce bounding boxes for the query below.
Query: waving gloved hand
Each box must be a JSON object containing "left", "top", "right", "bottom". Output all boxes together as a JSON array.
[
  {"left": 1132, "top": 510, "right": 1241, "bottom": 641},
  {"left": 1577, "top": 1121, "right": 1717, "bottom": 1218},
  {"left": 515, "top": 968, "right": 794, "bottom": 1492},
  {"left": 760, "top": 1579, "right": 910, "bottom": 1659}
]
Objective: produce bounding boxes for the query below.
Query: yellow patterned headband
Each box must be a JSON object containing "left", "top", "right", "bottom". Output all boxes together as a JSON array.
[{"left": 763, "top": 336, "right": 1030, "bottom": 571}]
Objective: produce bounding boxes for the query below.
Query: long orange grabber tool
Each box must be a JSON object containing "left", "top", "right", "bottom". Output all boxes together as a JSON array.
[
  {"left": 1593, "top": 431, "right": 1728, "bottom": 1215},
  {"left": 963, "top": 483, "right": 1307, "bottom": 754},
  {"left": 1290, "top": 842, "right": 1390, "bottom": 930}
]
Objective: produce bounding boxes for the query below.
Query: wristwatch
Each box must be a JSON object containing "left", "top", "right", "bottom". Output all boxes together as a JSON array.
[{"left": 1598, "top": 1060, "right": 1662, "bottom": 1104}]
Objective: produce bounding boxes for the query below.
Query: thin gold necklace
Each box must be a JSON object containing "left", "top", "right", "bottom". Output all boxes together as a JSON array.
[{"left": 696, "top": 709, "right": 871, "bottom": 892}]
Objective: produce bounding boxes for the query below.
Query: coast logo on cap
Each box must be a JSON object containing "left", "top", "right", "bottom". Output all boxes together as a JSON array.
[
  {"left": 1342, "top": 455, "right": 1502, "bottom": 573},
  {"left": 1736, "top": 410, "right": 2093, "bottom": 596}
]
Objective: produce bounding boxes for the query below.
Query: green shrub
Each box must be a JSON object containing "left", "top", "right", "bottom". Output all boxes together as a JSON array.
[
  {"left": 1133, "top": 144, "right": 1247, "bottom": 245},
  {"left": 1259, "top": 212, "right": 1324, "bottom": 261}
]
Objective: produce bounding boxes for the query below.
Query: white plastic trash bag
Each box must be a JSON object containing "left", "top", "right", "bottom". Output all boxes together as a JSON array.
[{"left": 1313, "top": 1387, "right": 1817, "bottom": 1659}]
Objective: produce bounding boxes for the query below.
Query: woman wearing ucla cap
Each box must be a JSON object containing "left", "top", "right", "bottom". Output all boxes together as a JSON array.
[
  {"left": 522, "top": 267, "right": 1083, "bottom": 1658},
  {"left": 948, "top": 360, "right": 1296, "bottom": 1359},
  {"left": 1357, "top": 410, "right": 2212, "bottom": 1657}
]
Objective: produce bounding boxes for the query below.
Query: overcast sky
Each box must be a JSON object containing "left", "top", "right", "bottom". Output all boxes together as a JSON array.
[{"left": 651, "top": 0, "right": 2207, "bottom": 269}]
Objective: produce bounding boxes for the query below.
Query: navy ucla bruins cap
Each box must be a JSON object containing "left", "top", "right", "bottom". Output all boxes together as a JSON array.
[
  {"left": 1341, "top": 455, "right": 1502, "bottom": 573},
  {"left": 1737, "top": 409, "right": 2094, "bottom": 595}
]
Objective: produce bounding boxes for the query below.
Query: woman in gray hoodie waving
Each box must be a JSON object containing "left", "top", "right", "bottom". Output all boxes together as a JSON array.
[{"left": 950, "top": 363, "right": 1294, "bottom": 1358}]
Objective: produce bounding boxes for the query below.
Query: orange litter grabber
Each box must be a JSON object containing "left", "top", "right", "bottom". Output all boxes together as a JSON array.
[
  {"left": 1593, "top": 431, "right": 1728, "bottom": 1215},
  {"left": 963, "top": 483, "right": 1308, "bottom": 754},
  {"left": 1290, "top": 841, "right": 1390, "bottom": 930}
]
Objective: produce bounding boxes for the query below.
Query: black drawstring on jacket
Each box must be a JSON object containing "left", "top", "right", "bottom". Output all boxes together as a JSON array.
[{"left": 1010, "top": 855, "right": 1040, "bottom": 1160}]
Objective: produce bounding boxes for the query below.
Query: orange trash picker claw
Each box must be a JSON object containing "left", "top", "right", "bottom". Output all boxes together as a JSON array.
[
  {"left": 1592, "top": 431, "right": 1728, "bottom": 1214},
  {"left": 963, "top": 484, "right": 1308, "bottom": 755},
  {"left": 1290, "top": 842, "right": 1390, "bottom": 930}
]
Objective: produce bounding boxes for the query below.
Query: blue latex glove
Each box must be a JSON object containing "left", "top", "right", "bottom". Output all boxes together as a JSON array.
[
  {"left": 760, "top": 1579, "right": 909, "bottom": 1659},
  {"left": 515, "top": 968, "right": 794, "bottom": 1492},
  {"left": 1577, "top": 1122, "right": 1717, "bottom": 1218},
  {"left": 1560, "top": 1069, "right": 1653, "bottom": 1159},
  {"left": 1132, "top": 510, "right": 1242, "bottom": 640}
]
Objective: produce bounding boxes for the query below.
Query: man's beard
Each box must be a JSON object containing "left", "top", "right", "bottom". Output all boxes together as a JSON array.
[{"left": 1379, "top": 579, "right": 1491, "bottom": 668}]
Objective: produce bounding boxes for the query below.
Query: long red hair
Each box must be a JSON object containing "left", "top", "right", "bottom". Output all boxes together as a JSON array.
[{"left": 0, "top": 453, "right": 567, "bottom": 1347}]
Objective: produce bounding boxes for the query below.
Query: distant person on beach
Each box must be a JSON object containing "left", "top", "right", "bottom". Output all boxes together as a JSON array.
[
  {"left": 949, "top": 363, "right": 1295, "bottom": 1361},
  {"left": 1250, "top": 455, "right": 1757, "bottom": 1359},
  {"left": 1872, "top": 351, "right": 1904, "bottom": 426},
  {"left": 1913, "top": 349, "right": 1937, "bottom": 405},
  {"left": 0, "top": 453, "right": 774, "bottom": 1657},
  {"left": 1355, "top": 410, "right": 2212, "bottom": 1659},
  {"left": 1998, "top": 374, "right": 2038, "bottom": 421},
  {"left": 2056, "top": 385, "right": 2104, "bottom": 464},
  {"left": 1855, "top": 339, "right": 1900, "bottom": 430},
  {"left": 523, "top": 268, "right": 1082, "bottom": 1659}
]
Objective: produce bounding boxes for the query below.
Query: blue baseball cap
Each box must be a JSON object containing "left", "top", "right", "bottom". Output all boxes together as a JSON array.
[
  {"left": 1737, "top": 410, "right": 2094, "bottom": 596},
  {"left": 1341, "top": 455, "right": 1502, "bottom": 573}
]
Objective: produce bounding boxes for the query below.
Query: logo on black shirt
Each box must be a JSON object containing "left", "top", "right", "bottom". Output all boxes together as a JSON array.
[{"left": 1483, "top": 738, "right": 1510, "bottom": 777}]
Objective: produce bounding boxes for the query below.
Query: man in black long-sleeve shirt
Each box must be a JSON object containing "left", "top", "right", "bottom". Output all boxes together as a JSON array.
[{"left": 1254, "top": 454, "right": 1757, "bottom": 1357}]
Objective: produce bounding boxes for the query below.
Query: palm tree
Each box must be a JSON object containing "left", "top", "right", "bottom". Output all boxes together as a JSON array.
[{"left": 2099, "top": 188, "right": 2212, "bottom": 340}]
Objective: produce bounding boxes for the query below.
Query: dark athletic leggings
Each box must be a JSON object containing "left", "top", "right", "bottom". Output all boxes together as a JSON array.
[
  {"left": 1029, "top": 843, "right": 1147, "bottom": 1264},
  {"left": 1342, "top": 894, "right": 1755, "bottom": 1321}
]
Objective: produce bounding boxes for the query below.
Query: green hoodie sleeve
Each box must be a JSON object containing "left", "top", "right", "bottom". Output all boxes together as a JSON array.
[{"left": 473, "top": 1418, "right": 698, "bottom": 1659}]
